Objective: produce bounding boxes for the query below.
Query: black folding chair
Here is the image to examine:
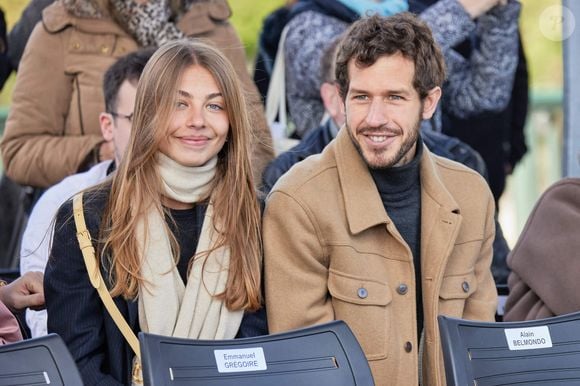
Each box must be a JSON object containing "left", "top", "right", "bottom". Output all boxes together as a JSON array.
[
  {"left": 438, "top": 311, "right": 580, "bottom": 386},
  {"left": 0, "top": 333, "right": 83, "bottom": 385},
  {"left": 139, "top": 320, "right": 374, "bottom": 386}
]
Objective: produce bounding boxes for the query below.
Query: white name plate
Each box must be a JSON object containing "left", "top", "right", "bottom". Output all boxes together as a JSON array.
[
  {"left": 214, "top": 347, "right": 267, "bottom": 373},
  {"left": 504, "top": 326, "right": 553, "bottom": 351}
]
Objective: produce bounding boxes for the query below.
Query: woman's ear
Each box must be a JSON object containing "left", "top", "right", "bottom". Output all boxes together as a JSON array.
[{"left": 421, "top": 87, "right": 442, "bottom": 120}]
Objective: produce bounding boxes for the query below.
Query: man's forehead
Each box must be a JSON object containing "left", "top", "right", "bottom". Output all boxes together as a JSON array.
[{"left": 347, "top": 54, "right": 416, "bottom": 90}]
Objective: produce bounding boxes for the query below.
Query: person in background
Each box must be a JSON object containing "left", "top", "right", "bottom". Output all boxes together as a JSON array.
[
  {"left": 253, "top": 0, "right": 299, "bottom": 101},
  {"left": 0, "top": 272, "right": 44, "bottom": 345},
  {"left": 262, "top": 36, "right": 344, "bottom": 194},
  {"left": 1, "top": 0, "right": 273, "bottom": 190},
  {"left": 441, "top": 34, "right": 528, "bottom": 206},
  {"left": 20, "top": 48, "right": 154, "bottom": 338},
  {"left": 283, "top": 0, "right": 519, "bottom": 138},
  {"left": 45, "top": 40, "right": 266, "bottom": 385},
  {"left": 264, "top": 14, "right": 497, "bottom": 385}
]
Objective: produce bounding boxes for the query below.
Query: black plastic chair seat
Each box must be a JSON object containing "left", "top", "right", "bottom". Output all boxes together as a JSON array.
[{"left": 139, "top": 320, "right": 374, "bottom": 386}]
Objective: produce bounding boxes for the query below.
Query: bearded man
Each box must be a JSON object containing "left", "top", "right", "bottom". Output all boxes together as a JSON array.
[{"left": 263, "top": 12, "right": 497, "bottom": 386}]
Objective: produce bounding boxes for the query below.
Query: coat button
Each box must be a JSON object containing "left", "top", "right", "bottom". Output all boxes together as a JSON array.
[
  {"left": 396, "top": 284, "right": 408, "bottom": 295},
  {"left": 404, "top": 341, "right": 413, "bottom": 353},
  {"left": 100, "top": 45, "right": 109, "bottom": 54},
  {"left": 357, "top": 287, "right": 368, "bottom": 299},
  {"left": 462, "top": 281, "right": 470, "bottom": 293}
]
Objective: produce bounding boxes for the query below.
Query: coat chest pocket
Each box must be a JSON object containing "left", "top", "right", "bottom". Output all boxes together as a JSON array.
[
  {"left": 438, "top": 273, "right": 477, "bottom": 317},
  {"left": 328, "top": 269, "right": 392, "bottom": 360}
]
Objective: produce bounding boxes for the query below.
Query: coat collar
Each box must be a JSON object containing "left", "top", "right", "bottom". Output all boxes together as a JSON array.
[
  {"left": 334, "top": 127, "right": 460, "bottom": 235},
  {"left": 43, "top": 1, "right": 128, "bottom": 36}
]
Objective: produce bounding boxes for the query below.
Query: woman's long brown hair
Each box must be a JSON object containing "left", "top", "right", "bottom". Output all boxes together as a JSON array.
[{"left": 96, "top": 40, "right": 262, "bottom": 311}]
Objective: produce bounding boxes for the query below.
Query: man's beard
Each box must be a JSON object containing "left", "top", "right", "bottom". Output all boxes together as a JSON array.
[{"left": 347, "top": 114, "right": 422, "bottom": 170}]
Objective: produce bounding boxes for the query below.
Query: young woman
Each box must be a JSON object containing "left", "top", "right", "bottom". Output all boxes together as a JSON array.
[{"left": 45, "top": 40, "right": 266, "bottom": 386}]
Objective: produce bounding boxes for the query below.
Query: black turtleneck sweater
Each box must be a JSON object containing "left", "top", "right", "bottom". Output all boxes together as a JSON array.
[{"left": 370, "top": 140, "right": 423, "bottom": 337}]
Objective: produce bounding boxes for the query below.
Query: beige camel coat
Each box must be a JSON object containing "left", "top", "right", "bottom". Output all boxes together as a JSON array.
[{"left": 264, "top": 128, "right": 497, "bottom": 385}]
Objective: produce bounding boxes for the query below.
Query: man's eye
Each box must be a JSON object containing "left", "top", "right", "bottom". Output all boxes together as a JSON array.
[
  {"left": 353, "top": 95, "right": 368, "bottom": 101},
  {"left": 389, "top": 95, "right": 403, "bottom": 101}
]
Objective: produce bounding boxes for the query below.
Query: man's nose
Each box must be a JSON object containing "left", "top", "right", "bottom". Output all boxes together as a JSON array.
[{"left": 364, "top": 99, "right": 388, "bottom": 127}]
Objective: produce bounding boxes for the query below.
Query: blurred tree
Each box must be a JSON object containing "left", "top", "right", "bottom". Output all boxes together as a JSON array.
[{"left": 520, "top": 0, "right": 563, "bottom": 90}]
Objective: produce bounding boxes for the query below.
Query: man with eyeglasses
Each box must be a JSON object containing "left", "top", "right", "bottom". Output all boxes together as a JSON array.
[{"left": 19, "top": 49, "right": 154, "bottom": 338}]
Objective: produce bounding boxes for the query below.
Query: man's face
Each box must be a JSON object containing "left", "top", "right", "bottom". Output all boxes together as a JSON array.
[{"left": 343, "top": 52, "right": 439, "bottom": 169}]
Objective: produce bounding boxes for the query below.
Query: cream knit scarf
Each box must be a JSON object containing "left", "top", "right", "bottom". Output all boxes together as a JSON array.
[{"left": 137, "top": 153, "right": 243, "bottom": 341}]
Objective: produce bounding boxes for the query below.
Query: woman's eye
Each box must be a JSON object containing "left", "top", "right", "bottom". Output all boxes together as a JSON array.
[
  {"left": 207, "top": 103, "right": 223, "bottom": 111},
  {"left": 176, "top": 101, "right": 188, "bottom": 109}
]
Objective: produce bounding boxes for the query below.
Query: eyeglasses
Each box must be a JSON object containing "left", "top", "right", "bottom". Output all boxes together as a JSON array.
[{"left": 109, "top": 112, "right": 134, "bottom": 122}]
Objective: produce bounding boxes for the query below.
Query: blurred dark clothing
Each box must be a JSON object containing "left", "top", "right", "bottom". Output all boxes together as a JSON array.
[
  {"left": 262, "top": 119, "right": 337, "bottom": 195},
  {"left": 442, "top": 34, "right": 528, "bottom": 205},
  {"left": 0, "top": 0, "right": 54, "bottom": 90},
  {"left": 254, "top": 6, "right": 292, "bottom": 100},
  {"left": 422, "top": 126, "right": 487, "bottom": 175},
  {"left": 289, "top": 0, "right": 358, "bottom": 23},
  {"left": 0, "top": 7, "right": 10, "bottom": 89}
]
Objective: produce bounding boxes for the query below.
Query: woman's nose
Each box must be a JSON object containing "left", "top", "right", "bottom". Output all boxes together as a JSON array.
[{"left": 186, "top": 106, "right": 205, "bottom": 128}]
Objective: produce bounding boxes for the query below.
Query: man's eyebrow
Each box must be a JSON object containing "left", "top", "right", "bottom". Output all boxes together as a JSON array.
[
  {"left": 349, "top": 87, "right": 412, "bottom": 96},
  {"left": 387, "top": 88, "right": 412, "bottom": 96},
  {"left": 349, "top": 87, "right": 368, "bottom": 95}
]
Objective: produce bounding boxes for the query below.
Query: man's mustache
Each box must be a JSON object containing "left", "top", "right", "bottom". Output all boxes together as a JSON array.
[{"left": 356, "top": 125, "right": 401, "bottom": 136}]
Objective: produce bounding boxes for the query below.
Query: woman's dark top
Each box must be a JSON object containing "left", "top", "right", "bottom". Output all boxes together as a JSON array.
[{"left": 45, "top": 187, "right": 267, "bottom": 386}]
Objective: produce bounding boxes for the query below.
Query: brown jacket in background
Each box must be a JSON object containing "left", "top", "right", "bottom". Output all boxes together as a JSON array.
[
  {"left": 1, "top": 0, "right": 273, "bottom": 188},
  {"left": 264, "top": 128, "right": 497, "bottom": 386},
  {"left": 504, "top": 178, "right": 580, "bottom": 321}
]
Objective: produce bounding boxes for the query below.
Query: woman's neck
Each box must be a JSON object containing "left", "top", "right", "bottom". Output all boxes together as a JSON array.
[{"left": 161, "top": 195, "right": 195, "bottom": 210}]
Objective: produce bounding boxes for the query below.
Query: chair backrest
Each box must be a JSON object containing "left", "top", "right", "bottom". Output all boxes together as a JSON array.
[
  {"left": 438, "top": 311, "right": 580, "bottom": 386},
  {"left": 0, "top": 333, "right": 83, "bottom": 386},
  {"left": 139, "top": 320, "right": 374, "bottom": 386}
]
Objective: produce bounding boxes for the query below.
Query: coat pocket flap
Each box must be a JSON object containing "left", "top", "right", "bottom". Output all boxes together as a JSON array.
[
  {"left": 328, "top": 269, "right": 392, "bottom": 306},
  {"left": 439, "top": 273, "right": 477, "bottom": 300}
]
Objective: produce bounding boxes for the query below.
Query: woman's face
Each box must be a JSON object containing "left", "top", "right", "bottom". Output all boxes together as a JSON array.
[{"left": 159, "top": 64, "right": 230, "bottom": 167}]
